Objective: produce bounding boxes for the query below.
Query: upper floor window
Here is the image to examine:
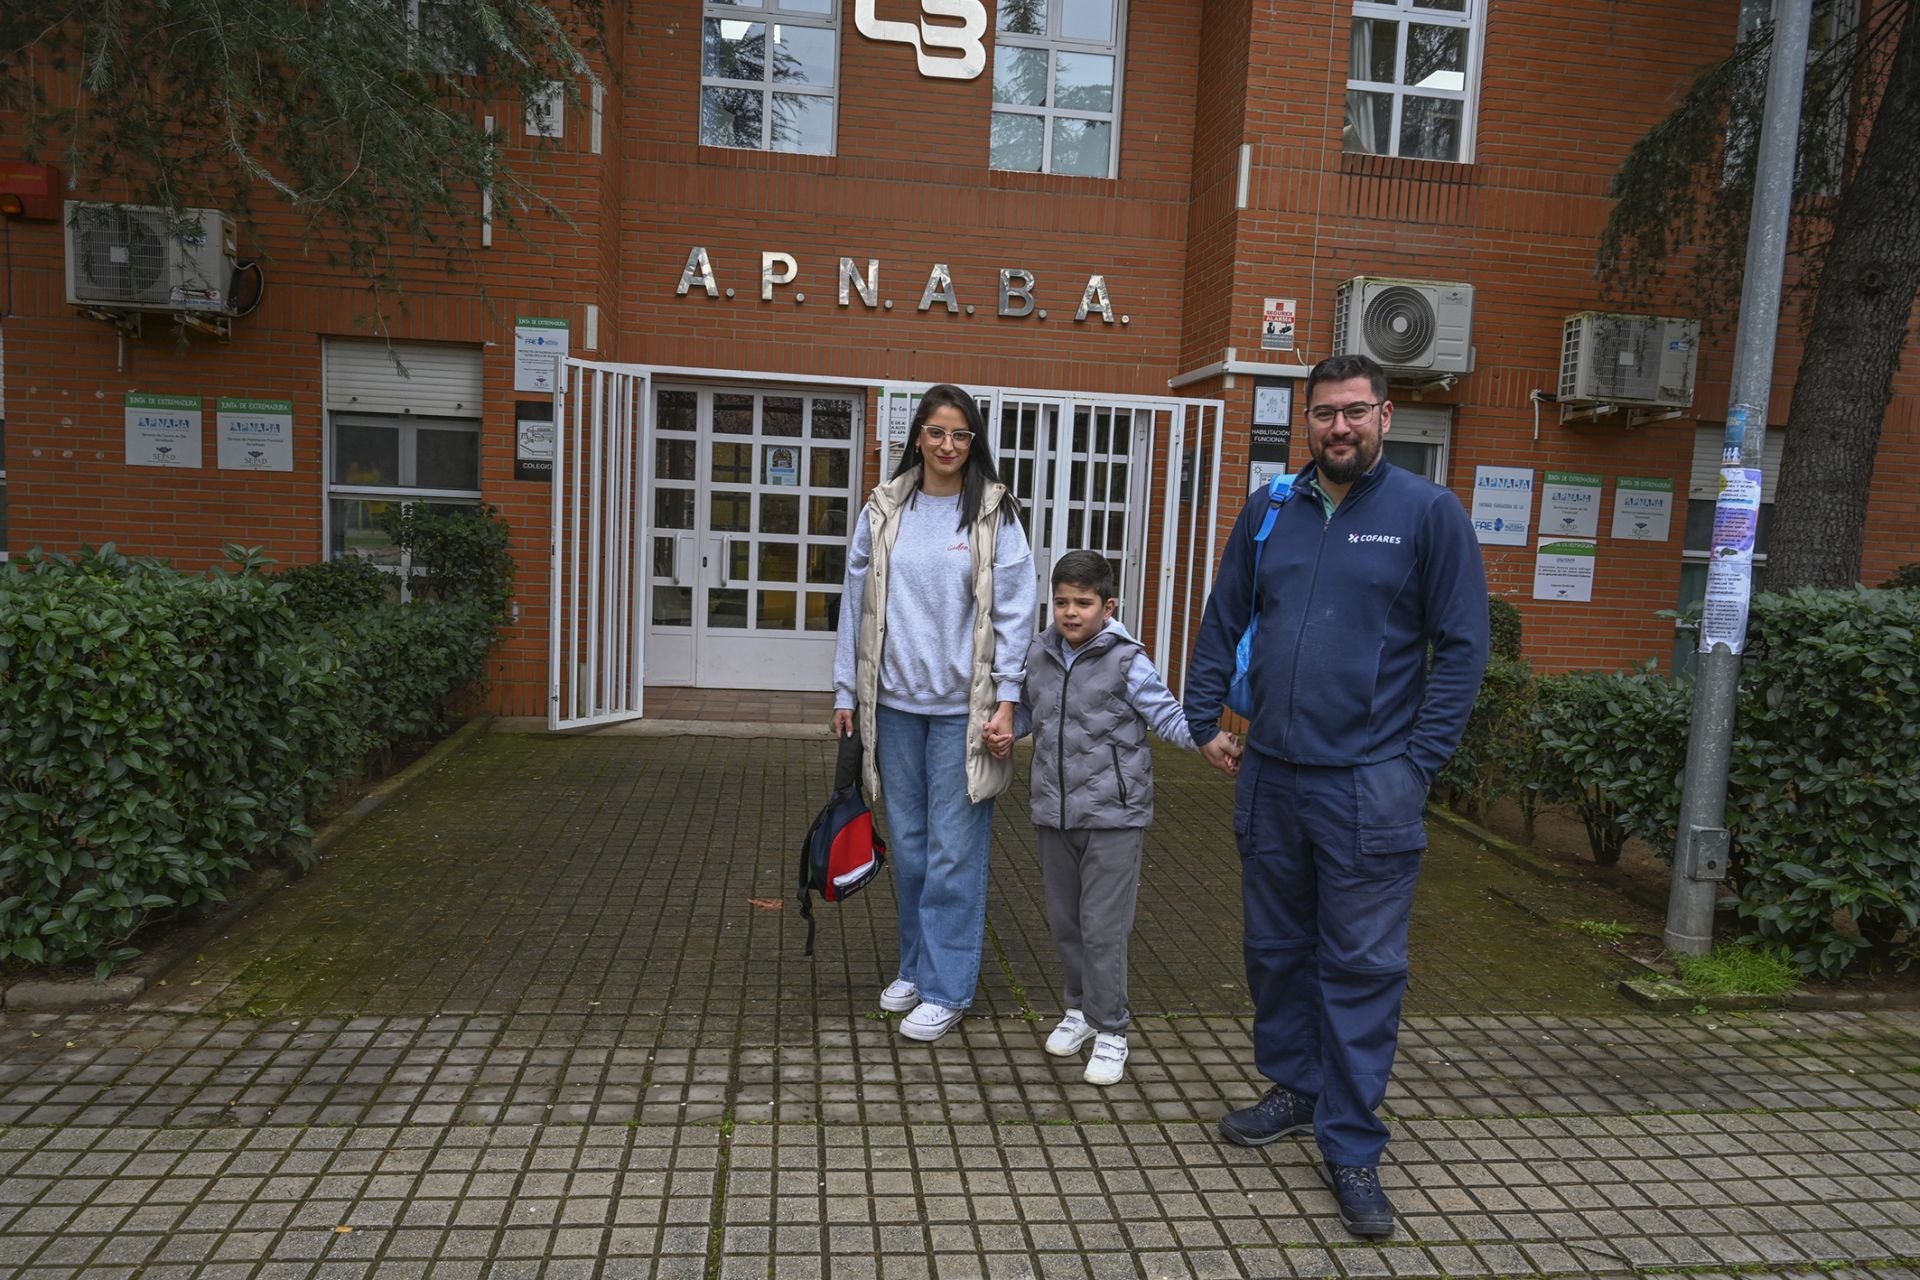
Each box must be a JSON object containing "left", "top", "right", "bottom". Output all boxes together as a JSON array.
[
  {"left": 1344, "top": 0, "right": 1483, "bottom": 163},
  {"left": 990, "top": 0, "right": 1126, "bottom": 178},
  {"left": 699, "top": 1, "right": 840, "bottom": 156}
]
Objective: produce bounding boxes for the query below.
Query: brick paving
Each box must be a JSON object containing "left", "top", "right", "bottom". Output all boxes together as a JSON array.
[{"left": 1, "top": 732, "right": 1917, "bottom": 1278}]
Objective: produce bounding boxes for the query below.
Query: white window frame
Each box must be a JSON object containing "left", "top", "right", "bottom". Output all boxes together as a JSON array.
[
  {"left": 989, "top": 0, "right": 1129, "bottom": 179},
  {"left": 324, "top": 413, "right": 483, "bottom": 600},
  {"left": 1345, "top": 0, "right": 1487, "bottom": 164},
  {"left": 1382, "top": 401, "right": 1451, "bottom": 483},
  {"left": 698, "top": 1, "right": 841, "bottom": 157}
]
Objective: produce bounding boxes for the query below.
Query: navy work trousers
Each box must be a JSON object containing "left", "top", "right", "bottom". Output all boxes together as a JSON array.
[{"left": 1233, "top": 748, "right": 1426, "bottom": 1168}]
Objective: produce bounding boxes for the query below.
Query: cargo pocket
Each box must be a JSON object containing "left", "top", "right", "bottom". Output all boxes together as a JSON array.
[
  {"left": 1355, "top": 756, "right": 1428, "bottom": 854},
  {"left": 1232, "top": 749, "right": 1258, "bottom": 853}
]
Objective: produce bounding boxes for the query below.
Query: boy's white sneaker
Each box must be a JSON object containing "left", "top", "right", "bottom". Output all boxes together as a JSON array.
[
  {"left": 1083, "top": 1033, "right": 1128, "bottom": 1086},
  {"left": 879, "top": 979, "right": 919, "bottom": 1013},
  {"left": 1044, "top": 1009, "right": 1095, "bottom": 1057},
  {"left": 898, "top": 1002, "right": 965, "bottom": 1042}
]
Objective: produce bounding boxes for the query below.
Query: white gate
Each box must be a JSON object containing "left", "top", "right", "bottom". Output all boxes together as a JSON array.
[{"left": 549, "top": 359, "right": 651, "bottom": 730}]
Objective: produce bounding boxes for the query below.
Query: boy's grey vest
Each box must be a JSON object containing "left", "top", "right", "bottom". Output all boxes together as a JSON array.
[{"left": 1024, "top": 627, "right": 1155, "bottom": 830}]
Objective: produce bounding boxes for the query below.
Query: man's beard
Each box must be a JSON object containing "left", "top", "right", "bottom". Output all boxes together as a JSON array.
[{"left": 1315, "top": 437, "right": 1378, "bottom": 485}]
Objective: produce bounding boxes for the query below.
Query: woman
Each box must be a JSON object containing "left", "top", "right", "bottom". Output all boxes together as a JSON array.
[{"left": 832, "top": 385, "right": 1037, "bottom": 1042}]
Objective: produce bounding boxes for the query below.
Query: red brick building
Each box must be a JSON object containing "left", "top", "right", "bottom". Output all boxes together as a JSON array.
[{"left": 2, "top": 0, "right": 1915, "bottom": 721}]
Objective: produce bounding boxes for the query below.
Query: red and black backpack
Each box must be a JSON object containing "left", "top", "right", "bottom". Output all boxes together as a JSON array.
[{"left": 797, "top": 732, "right": 888, "bottom": 955}]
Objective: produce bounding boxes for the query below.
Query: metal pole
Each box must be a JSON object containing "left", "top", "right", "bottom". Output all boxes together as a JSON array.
[{"left": 1665, "top": 0, "right": 1812, "bottom": 955}]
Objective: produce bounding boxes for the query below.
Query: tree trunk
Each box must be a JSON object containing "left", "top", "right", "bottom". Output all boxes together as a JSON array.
[{"left": 1768, "top": 0, "right": 1920, "bottom": 589}]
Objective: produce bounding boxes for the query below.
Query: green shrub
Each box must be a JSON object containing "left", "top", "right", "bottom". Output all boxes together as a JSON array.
[
  {"left": 1726, "top": 588, "right": 1920, "bottom": 978},
  {"left": 0, "top": 548, "right": 357, "bottom": 974},
  {"left": 1881, "top": 563, "right": 1920, "bottom": 591},
  {"left": 326, "top": 600, "right": 497, "bottom": 767},
  {"left": 382, "top": 503, "right": 514, "bottom": 618},
  {"left": 1532, "top": 668, "right": 1690, "bottom": 866},
  {"left": 277, "top": 556, "right": 395, "bottom": 622},
  {"left": 1437, "top": 655, "right": 1537, "bottom": 820},
  {"left": 1488, "top": 594, "right": 1524, "bottom": 661}
]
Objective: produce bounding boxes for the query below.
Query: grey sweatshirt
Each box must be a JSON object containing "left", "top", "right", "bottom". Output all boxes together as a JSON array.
[{"left": 833, "top": 488, "right": 1037, "bottom": 716}]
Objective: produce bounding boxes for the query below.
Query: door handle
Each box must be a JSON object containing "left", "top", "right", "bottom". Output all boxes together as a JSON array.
[{"left": 673, "top": 534, "right": 694, "bottom": 586}]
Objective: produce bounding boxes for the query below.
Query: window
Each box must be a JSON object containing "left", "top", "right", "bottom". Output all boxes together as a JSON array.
[
  {"left": 1382, "top": 402, "right": 1451, "bottom": 483},
  {"left": 990, "top": 0, "right": 1126, "bottom": 178},
  {"left": 699, "top": 1, "right": 840, "bottom": 156},
  {"left": 1726, "top": 0, "right": 1859, "bottom": 194},
  {"left": 405, "top": 0, "right": 486, "bottom": 75},
  {"left": 326, "top": 414, "right": 482, "bottom": 596},
  {"left": 1344, "top": 0, "right": 1484, "bottom": 163}
]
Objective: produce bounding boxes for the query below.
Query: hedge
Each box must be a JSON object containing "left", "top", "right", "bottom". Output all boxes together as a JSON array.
[
  {"left": 1, "top": 522, "right": 505, "bottom": 975},
  {"left": 1441, "top": 587, "right": 1920, "bottom": 979}
]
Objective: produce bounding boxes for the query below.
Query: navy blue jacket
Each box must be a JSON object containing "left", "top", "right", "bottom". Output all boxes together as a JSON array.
[{"left": 1184, "top": 460, "right": 1490, "bottom": 787}]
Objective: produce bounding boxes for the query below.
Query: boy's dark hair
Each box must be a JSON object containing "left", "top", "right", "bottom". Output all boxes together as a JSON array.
[
  {"left": 1051, "top": 550, "right": 1116, "bottom": 601},
  {"left": 1305, "top": 352, "right": 1388, "bottom": 406}
]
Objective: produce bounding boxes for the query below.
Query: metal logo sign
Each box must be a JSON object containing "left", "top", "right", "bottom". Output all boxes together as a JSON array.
[{"left": 853, "top": 0, "right": 987, "bottom": 80}]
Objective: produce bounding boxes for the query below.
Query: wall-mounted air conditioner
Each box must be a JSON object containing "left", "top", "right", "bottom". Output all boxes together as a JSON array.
[
  {"left": 65, "top": 201, "right": 236, "bottom": 314},
  {"left": 1559, "top": 312, "right": 1698, "bottom": 408},
  {"left": 1332, "top": 276, "right": 1474, "bottom": 375}
]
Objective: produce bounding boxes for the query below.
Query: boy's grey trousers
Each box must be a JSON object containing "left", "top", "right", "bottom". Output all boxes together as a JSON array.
[{"left": 1035, "top": 825, "right": 1146, "bottom": 1034}]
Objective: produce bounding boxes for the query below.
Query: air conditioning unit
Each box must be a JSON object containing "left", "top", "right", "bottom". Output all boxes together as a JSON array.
[
  {"left": 65, "top": 201, "right": 236, "bottom": 314},
  {"left": 1559, "top": 312, "right": 1699, "bottom": 408},
  {"left": 1332, "top": 276, "right": 1475, "bottom": 375}
]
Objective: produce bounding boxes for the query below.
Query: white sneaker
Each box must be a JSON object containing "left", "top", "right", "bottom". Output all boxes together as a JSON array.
[
  {"left": 1083, "top": 1033, "right": 1128, "bottom": 1087},
  {"left": 1044, "top": 1009, "right": 1095, "bottom": 1057},
  {"left": 898, "top": 1001, "right": 965, "bottom": 1042},
  {"left": 879, "top": 979, "right": 919, "bottom": 1013}
]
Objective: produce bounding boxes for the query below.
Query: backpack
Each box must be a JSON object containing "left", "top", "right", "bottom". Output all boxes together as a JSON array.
[
  {"left": 797, "top": 731, "right": 888, "bottom": 956},
  {"left": 1226, "top": 472, "right": 1296, "bottom": 719}
]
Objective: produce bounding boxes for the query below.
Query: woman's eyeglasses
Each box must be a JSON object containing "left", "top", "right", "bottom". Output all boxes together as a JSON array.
[{"left": 922, "top": 427, "right": 975, "bottom": 446}]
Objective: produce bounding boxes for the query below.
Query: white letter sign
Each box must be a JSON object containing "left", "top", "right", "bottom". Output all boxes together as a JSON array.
[{"left": 853, "top": 0, "right": 987, "bottom": 80}]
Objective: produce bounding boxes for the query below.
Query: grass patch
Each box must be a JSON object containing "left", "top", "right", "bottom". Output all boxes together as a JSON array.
[
  {"left": 1572, "top": 919, "right": 1634, "bottom": 943},
  {"left": 1671, "top": 945, "right": 1801, "bottom": 997}
]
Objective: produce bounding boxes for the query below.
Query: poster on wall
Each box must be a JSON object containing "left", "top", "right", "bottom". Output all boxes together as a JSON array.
[
  {"left": 1610, "top": 476, "right": 1675, "bottom": 541},
  {"left": 1540, "top": 471, "right": 1602, "bottom": 539},
  {"left": 215, "top": 398, "right": 294, "bottom": 471},
  {"left": 513, "top": 317, "right": 569, "bottom": 393},
  {"left": 1470, "top": 466, "right": 1533, "bottom": 546},
  {"left": 1248, "top": 459, "right": 1289, "bottom": 497},
  {"left": 1260, "top": 298, "right": 1296, "bottom": 352},
  {"left": 515, "top": 399, "right": 554, "bottom": 482},
  {"left": 765, "top": 445, "right": 800, "bottom": 487},
  {"left": 1532, "top": 538, "right": 1597, "bottom": 602},
  {"left": 125, "top": 392, "right": 203, "bottom": 468},
  {"left": 1701, "top": 467, "right": 1763, "bottom": 653}
]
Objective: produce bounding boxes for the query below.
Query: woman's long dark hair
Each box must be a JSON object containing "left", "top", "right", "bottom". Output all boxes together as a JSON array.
[{"left": 892, "top": 384, "right": 1021, "bottom": 531}]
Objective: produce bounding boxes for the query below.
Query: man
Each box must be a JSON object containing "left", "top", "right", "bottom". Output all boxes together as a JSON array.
[{"left": 1186, "top": 353, "right": 1489, "bottom": 1240}]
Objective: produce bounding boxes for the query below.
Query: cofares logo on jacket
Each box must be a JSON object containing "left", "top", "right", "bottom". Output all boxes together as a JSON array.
[{"left": 1349, "top": 533, "right": 1403, "bottom": 545}]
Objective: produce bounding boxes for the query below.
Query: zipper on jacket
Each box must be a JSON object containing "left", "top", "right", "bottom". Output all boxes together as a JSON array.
[
  {"left": 1111, "top": 743, "right": 1128, "bottom": 806},
  {"left": 1279, "top": 483, "right": 1371, "bottom": 760},
  {"left": 1056, "top": 654, "right": 1076, "bottom": 827}
]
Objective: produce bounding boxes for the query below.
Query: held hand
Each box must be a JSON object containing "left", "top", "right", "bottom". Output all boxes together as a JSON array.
[
  {"left": 1201, "top": 732, "right": 1242, "bottom": 777},
  {"left": 983, "top": 704, "right": 1015, "bottom": 758},
  {"left": 832, "top": 709, "right": 854, "bottom": 739}
]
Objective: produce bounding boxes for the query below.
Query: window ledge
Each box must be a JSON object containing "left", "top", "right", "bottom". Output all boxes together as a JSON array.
[
  {"left": 1338, "top": 151, "right": 1477, "bottom": 182},
  {"left": 695, "top": 144, "right": 837, "bottom": 176},
  {"left": 988, "top": 167, "right": 1118, "bottom": 192}
]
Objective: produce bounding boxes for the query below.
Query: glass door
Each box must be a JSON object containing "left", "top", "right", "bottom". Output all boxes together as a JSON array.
[{"left": 646, "top": 386, "right": 858, "bottom": 689}]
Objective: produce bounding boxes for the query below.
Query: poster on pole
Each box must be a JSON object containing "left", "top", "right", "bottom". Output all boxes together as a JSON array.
[
  {"left": 513, "top": 317, "right": 569, "bottom": 393},
  {"left": 1610, "top": 476, "right": 1675, "bottom": 542},
  {"left": 215, "top": 398, "right": 294, "bottom": 472},
  {"left": 1540, "top": 471, "right": 1602, "bottom": 539},
  {"left": 1260, "top": 298, "right": 1296, "bottom": 352},
  {"left": 1532, "top": 538, "right": 1597, "bottom": 602},
  {"left": 1700, "top": 467, "right": 1762, "bottom": 653},
  {"left": 1470, "top": 466, "right": 1534, "bottom": 546},
  {"left": 125, "top": 392, "right": 203, "bottom": 468}
]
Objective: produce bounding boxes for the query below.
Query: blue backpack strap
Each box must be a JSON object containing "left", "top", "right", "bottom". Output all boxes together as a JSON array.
[{"left": 1251, "top": 473, "right": 1292, "bottom": 556}]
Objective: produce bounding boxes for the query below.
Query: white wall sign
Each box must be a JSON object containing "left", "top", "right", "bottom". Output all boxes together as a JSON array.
[
  {"left": 1261, "top": 298, "right": 1296, "bottom": 352},
  {"left": 514, "top": 317, "right": 569, "bottom": 393},
  {"left": 125, "top": 392, "right": 202, "bottom": 468},
  {"left": 215, "top": 397, "right": 293, "bottom": 472},
  {"left": 525, "top": 82, "right": 565, "bottom": 139},
  {"left": 853, "top": 0, "right": 987, "bottom": 79},
  {"left": 1470, "top": 466, "right": 1534, "bottom": 546},
  {"left": 1249, "top": 460, "right": 1289, "bottom": 497},
  {"left": 1532, "top": 539, "right": 1597, "bottom": 602},
  {"left": 1540, "top": 470, "right": 1602, "bottom": 539},
  {"left": 1610, "top": 476, "right": 1675, "bottom": 541},
  {"left": 1253, "top": 384, "right": 1291, "bottom": 426}
]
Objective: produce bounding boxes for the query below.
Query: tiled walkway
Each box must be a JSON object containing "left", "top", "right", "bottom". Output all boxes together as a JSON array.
[{"left": 1, "top": 733, "right": 1916, "bottom": 1278}]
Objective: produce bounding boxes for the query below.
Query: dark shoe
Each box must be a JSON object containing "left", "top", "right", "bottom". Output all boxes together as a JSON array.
[
  {"left": 1218, "top": 1084, "right": 1314, "bottom": 1147},
  {"left": 1319, "top": 1162, "right": 1395, "bottom": 1240}
]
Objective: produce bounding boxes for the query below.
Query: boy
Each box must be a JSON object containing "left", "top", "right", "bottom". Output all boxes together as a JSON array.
[{"left": 985, "top": 550, "right": 1200, "bottom": 1086}]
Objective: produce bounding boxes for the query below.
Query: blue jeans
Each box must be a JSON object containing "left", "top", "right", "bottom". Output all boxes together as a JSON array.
[
  {"left": 1234, "top": 750, "right": 1425, "bottom": 1167},
  {"left": 874, "top": 704, "right": 996, "bottom": 1010}
]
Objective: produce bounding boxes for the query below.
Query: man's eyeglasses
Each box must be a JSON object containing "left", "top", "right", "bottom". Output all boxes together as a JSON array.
[
  {"left": 922, "top": 427, "right": 975, "bottom": 446},
  {"left": 1307, "top": 400, "right": 1385, "bottom": 427}
]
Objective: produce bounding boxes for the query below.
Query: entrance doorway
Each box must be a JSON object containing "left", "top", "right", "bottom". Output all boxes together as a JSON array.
[{"left": 644, "top": 385, "right": 862, "bottom": 690}]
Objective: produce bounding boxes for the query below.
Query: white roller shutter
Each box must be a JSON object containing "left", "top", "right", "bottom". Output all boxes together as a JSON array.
[
  {"left": 1390, "top": 402, "right": 1450, "bottom": 445},
  {"left": 1690, "top": 425, "right": 1786, "bottom": 503},
  {"left": 325, "top": 340, "right": 483, "bottom": 418}
]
